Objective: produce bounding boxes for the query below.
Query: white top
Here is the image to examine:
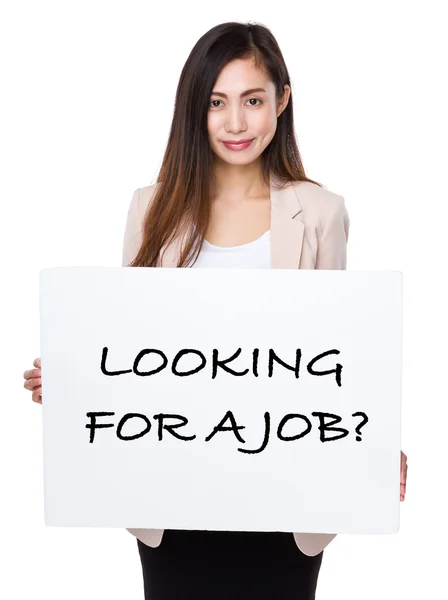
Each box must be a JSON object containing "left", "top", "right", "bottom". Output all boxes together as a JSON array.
[{"left": 190, "top": 229, "right": 271, "bottom": 269}]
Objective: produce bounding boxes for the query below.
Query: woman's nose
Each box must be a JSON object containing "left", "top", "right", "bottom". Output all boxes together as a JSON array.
[{"left": 225, "top": 106, "right": 247, "bottom": 133}]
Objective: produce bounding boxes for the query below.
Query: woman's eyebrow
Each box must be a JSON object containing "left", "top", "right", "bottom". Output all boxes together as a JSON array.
[{"left": 210, "top": 87, "right": 267, "bottom": 98}]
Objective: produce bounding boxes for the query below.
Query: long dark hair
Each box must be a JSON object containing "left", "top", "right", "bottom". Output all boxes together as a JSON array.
[{"left": 129, "top": 21, "right": 323, "bottom": 268}]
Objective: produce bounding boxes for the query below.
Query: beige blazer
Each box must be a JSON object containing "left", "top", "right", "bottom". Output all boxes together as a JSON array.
[{"left": 121, "top": 174, "right": 350, "bottom": 557}]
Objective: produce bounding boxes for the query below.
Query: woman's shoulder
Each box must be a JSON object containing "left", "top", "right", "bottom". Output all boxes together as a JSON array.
[
  {"left": 135, "top": 182, "right": 159, "bottom": 207},
  {"left": 126, "top": 183, "right": 160, "bottom": 224},
  {"left": 290, "top": 180, "right": 348, "bottom": 225},
  {"left": 291, "top": 179, "right": 345, "bottom": 208},
  {"left": 131, "top": 180, "right": 347, "bottom": 224}
]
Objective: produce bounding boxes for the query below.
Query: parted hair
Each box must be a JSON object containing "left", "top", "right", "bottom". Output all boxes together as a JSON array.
[{"left": 128, "top": 21, "right": 322, "bottom": 268}]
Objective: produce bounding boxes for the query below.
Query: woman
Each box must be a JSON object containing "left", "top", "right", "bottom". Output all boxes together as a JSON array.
[{"left": 23, "top": 21, "right": 408, "bottom": 600}]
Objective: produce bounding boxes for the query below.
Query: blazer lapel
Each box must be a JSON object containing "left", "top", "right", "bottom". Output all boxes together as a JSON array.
[
  {"left": 269, "top": 174, "right": 304, "bottom": 269},
  {"left": 160, "top": 173, "right": 304, "bottom": 269}
]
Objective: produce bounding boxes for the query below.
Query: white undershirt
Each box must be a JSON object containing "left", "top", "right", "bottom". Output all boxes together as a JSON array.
[{"left": 190, "top": 229, "right": 271, "bottom": 269}]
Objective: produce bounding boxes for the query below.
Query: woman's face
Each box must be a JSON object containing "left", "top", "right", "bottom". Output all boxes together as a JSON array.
[{"left": 207, "top": 57, "right": 290, "bottom": 166}]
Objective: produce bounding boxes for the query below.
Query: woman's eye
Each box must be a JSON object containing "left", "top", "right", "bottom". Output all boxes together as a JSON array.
[
  {"left": 246, "top": 98, "right": 262, "bottom": 106},
  {"left": 208, "top": 98, "right": 262, "bottom": 108}
]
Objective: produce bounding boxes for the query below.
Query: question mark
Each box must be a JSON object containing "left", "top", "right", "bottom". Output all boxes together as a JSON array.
[{"left": 352, "top": 412, "right": 369, "bottom": 441}]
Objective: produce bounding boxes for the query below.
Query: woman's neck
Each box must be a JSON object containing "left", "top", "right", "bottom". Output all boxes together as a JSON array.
[{"left": 212, "top": 159, "right": 268, "bottom": 203}]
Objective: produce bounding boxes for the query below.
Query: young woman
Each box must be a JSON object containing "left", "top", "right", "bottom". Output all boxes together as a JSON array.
[{"left": 23, "top": 21, "right": 408, "bottom": 600}]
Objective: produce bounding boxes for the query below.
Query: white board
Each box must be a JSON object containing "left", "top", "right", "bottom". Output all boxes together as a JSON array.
[{"left": 39, "top": 267, "right": 402, "bottom": 534}]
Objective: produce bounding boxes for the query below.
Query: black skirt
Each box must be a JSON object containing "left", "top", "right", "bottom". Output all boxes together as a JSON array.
[{"left": 137, "top": 529, "right": 324, "bottom": 599}]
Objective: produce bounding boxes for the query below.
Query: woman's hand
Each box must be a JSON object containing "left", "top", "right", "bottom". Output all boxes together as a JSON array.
[
  {"left": 22, "top": 359, "right": 410, "bottom": 502},
  {"left": 400, "top": 450, "right": 408, "bottom": 501},
  {"left": 23, "top": 357, "right": 42, "bottom": 404}
]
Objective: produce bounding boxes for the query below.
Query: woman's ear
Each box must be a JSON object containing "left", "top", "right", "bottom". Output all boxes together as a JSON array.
[{"left": 277, "top": 84, "right": 291, "bottom": 118}]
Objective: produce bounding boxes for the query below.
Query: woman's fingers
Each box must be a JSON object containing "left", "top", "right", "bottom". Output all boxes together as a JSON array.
[
  {"left": 24, "top": 358, "right": 42, "bottom": 403},
  {"left": 23, "top": 367, "right": 41, "bottom": 379},
  {"left": 26, "top": 380, "right": 41, "bottom": 392},
  {"left": 32, "top": 388, "right": 42, "bottom": 404},
  {"left": 23, "top": 372, "right": 41, "bottom": 390},
  {"left": 400, "top": 451, "right": 407, "bottom": 501},
  {"left": 24, "top": 376, "right": 42, "bottom": 401},
  {"left": 23, "top": 379, "right": 41, "bottom": 391},
  {"left": 400, "top": 451, "right": 407, "bottom": 484}
]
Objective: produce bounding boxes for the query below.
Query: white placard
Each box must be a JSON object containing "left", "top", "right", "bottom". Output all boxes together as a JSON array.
[{"left": 39, "top": 267, "right": 402, "bottom": 534}]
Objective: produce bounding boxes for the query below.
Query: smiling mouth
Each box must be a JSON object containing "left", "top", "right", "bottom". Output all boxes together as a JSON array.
[{"left": 222, "top": 139, "right": 254, "bottom": 150}]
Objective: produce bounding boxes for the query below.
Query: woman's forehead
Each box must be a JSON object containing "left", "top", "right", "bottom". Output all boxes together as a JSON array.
[{"left": 212, "top": 60, "right": 273, "bottom": 95}]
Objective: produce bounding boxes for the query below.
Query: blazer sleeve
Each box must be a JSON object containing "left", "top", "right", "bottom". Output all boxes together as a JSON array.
[
  {"left": 293, "top": 195, "right": 349, "bottom": 557},
  {"left": 315, "top": 194, "right": 350, "bottom": 270},
  {"left": 122, "top": 188, "right": 143, "bottom": 267},
  {"left": 122, "top": 187, "right": 165, "bottom": 547}
]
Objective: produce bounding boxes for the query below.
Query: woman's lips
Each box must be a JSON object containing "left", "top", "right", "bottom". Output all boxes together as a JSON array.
[{"left": 222, "top": 139, "right": 254, "bottom": 151}]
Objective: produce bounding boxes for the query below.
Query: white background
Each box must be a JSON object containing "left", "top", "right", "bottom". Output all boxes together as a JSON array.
[{"left": 1, "top": 1, "right": 446, "bottom": 598}]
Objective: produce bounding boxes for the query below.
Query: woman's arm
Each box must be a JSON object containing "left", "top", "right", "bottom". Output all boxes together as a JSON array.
[
  {"left": 122, "top": 188, "right": 143, "bottom": 267},
  {"left": 293, "top": 532, "right": 337, "bottom": 556},
  {"left": 122, "top": 186, "right": 165, "bottom": 547},
  {"left": 315, "top": 194, "right": 350, "bottom": 270},
  {"left": 293, "top": 194, "right": 350, "bottom": 556}
]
